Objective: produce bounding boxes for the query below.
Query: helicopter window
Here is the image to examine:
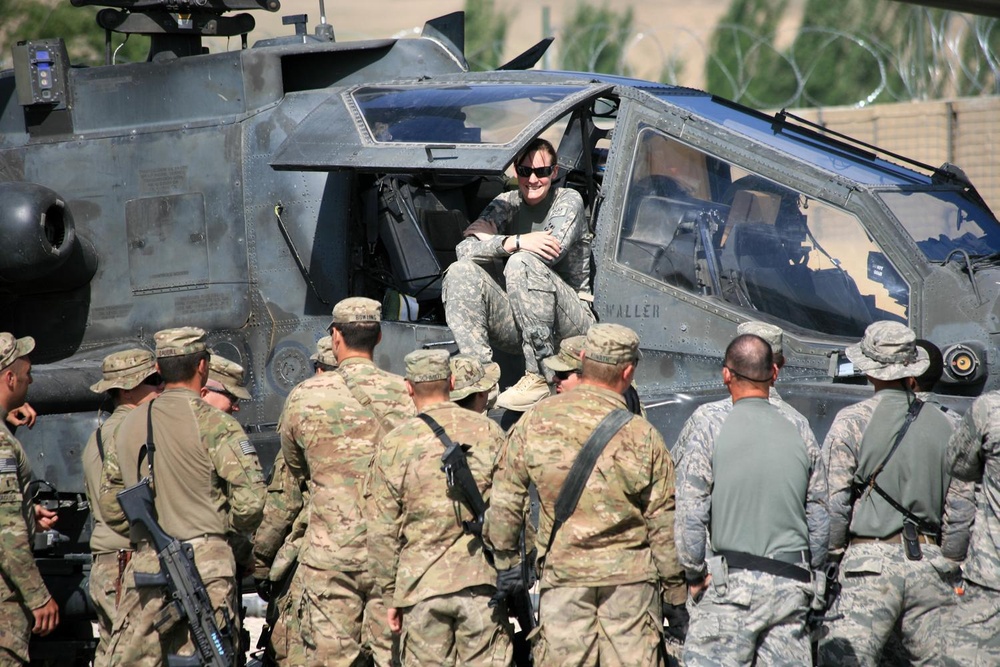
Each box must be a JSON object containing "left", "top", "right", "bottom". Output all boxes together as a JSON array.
[
  {"left": 352, "top": 84, "right": 588, "bottom": 145},
  {"left": 879, "top": 190, "right": 1000, "bottom": 262},
  {"left": 617, "top": 127, "right": 908, "bottom": 337}
]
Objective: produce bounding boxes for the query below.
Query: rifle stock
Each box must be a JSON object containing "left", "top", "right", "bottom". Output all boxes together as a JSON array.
[{"left": 117, "top": 480, "right": 237, "bottom": 667}]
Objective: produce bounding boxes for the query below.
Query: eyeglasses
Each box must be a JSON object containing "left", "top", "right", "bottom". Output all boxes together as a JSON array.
[
  {"left": 205, "top": 386, "right": 239, "bottom": 405},
  {"left": 142, "top": 373, "right": 163, "bottom": 387},
  {"left": 554, "top": 369, "right": 581, "bottom": 382},
  {"left": 514, "top": 164, "right": 555, "bottom": 179}
]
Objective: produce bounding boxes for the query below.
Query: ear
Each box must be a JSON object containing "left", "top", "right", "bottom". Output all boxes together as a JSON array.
[
  {"left": 449, "top": 376, "right": 455, "bottom": 391},
  {"left": 551, "top": 163, "right": 560, "bottom": 178},
  {"left": 770, "top": 364, "right": 779, "bottom": 384},
  {"left": 404, "top": 379, "right": 415, "bottom": 398},
  {"left": 622, "top": 362, "right": 636, "bottom": 384},
  {"left": 376, "top": 330, "right": 383, "bottom": 345},
  {"left": 721, "top": 366, "right": 733, "bottom": 385}
]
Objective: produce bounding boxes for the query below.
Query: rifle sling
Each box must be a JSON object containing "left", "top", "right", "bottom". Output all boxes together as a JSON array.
[
  {"left": 544, "top": 409, "right": 633, "bottom": 562},
  {"left": 135, "top": 399, "right": 157, "bottom": 483},
  {"left": 418, "top": 412, "right": 486, "bottom": 514}
]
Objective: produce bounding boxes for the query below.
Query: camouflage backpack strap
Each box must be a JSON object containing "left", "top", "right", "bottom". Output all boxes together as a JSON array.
[
  {"left": 335, "top": 367, "right": 373, "bottom": 410},
  {"left": 543, "top": 408, "right": 633, "bottom": 564}
]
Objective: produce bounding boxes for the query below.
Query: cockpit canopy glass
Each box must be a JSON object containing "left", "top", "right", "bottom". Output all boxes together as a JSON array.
[
  {"left": 879, "top": 190, "right": 1000, "bottom": 261},
  {"left": 352, "top": 84, "right": 588, "bottom": 145}
]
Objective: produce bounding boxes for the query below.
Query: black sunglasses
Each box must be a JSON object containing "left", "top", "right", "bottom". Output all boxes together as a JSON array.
[
  {"left": 515, "top": 164, "right": 555, "bottom": 179},
  {"left": 205, "top": 386, "right": 239, "bottom": 404},
  {"left": 554, "top": 369, "right": 581, "bottom": 381}
]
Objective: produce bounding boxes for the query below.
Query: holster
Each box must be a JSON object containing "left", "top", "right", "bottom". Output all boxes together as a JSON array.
[
  {"left": 902, "top": 520, "right": 923, "bottom": 561},
  {"left": 706, "top": 554, "right": 728, "bottom": 596}
]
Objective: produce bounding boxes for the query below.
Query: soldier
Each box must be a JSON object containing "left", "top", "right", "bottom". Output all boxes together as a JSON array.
[
  {"left": 449, "top": 353, "right": 501, "bottom": 414},
  {"left": 280, "top": 297, "right": 413, "bottom": 667},
  {"left": 543, "top": 334, "right": 644, "bottom": 415},
  {"left": 201, "top": 355, "right": 251, "bottom": 414},
  {"left": 0, "top": 332, "right": 59, "bottom": 665},
  {"left": 83, "top": 348, "right": 161, "bottom": 666},
  {"left": 310, "top": 335, "right": 337, "bottom": 373},
  {"left": 368, "top": 350, "right": 512, "bottom": 665},
  {"left": 101, "top": 327, "right": 265, "bottom": 667},
  {"left": 675, "top": 333, "right": 828, "bottom": 665},
  {"left": 818, "top": 321, "right": 973, "bottom": 666},
  {"left": 484, "top": 323, "right": 684, "bottom": 666},
  {"left": 942, "top": 384, "right": 1000, "bottom": 663},
  {"left": 442, "top": 137, "right": 595, "bottom": 411}
]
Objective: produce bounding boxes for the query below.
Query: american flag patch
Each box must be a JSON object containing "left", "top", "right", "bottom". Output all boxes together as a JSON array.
[
  {"left": 239, "top": 440, "right": 256, "bottom": 457},
  {"left": 0, "top": 458, "right": 16, "bottom": 474}
]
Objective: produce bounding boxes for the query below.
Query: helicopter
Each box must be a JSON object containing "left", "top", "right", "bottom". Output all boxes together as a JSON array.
[{"left": 4, "top": 0, "right": 1000, "bottom": 662}]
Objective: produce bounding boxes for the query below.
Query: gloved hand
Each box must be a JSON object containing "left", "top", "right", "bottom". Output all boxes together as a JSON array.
[
  {"left": 662, "top": 602, "right": 689, "bottom": 643},
  {"left": 489, "top": 565, "right": 525, "bottom": 609}
]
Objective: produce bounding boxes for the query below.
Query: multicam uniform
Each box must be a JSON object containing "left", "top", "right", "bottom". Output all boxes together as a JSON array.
[
  {"left": 943, "top": 391, "right": 1000, "bottom": 665},
  {"left": 82, "top": 405, "right": 133, "bottom": 667},
  {"left": 442, "top": 187, "right": 595, "bottom": 374},
  {"left": 280, "top": 358, "right": 413, "bottom": 667},
  {"left": 0, "top": 422, "right": 52, "bottom": 666},
  {"left": 818, "top": 389, "right": 974, "bottom": 666},
  {"left": 368, "top": 400, "right": 512, "bottom": 666},
  {"left": 101, "top": 388, "right": 265, "bottom": 667},
  {"left": 675, "top": 396, "right": 828, "bottom": 666},
  {"left": 484, "top": 385, "right": 684, "bottom": 666}
]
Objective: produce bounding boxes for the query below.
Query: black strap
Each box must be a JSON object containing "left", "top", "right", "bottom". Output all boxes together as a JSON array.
[
  {"left": 544, "top": 409, "right": 633, "bottom": 561},
  {"left": 716, "top": 549, "right": 811, "bottom": 583},
  {"left": 863, "top": 396, "right": 924, "bottom": 492},
  {"left": 417, "top": 413, "right": 452, "bottom": 448},
  {"left": 96, "top": 425, "right": 105, "bottom": 462},
  {"left": 135, "top": 400, "right": 156, "bottom": 483}
]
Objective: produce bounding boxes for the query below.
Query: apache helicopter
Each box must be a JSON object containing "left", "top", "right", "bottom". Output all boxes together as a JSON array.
[{"left": 4, "top": 0, "right": 1000, "bottom": 662}]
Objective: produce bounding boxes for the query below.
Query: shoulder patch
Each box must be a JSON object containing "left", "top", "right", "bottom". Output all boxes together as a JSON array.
[
  {"left": 0, "top": 458, "right": 16, "bottom": 474},
  {"left": 239, "top": 440, "right": 256, "bottom": 457}
]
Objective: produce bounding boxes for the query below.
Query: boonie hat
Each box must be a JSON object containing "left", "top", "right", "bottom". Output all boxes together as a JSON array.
[
  {"left": 90, "top": 348, "right": 157, "bottom": 393},
  {"left": 208, "top": 356, "right": 252, "bottom": 400},
  {"left": 310, "top": 336, "right": 338, "bottom": 368},
  {"left": 330, "top": 297, "right": 381, "bottom": 328},
  {"left": 846, "top": 321, "right": 929, "bottom": 381},
  {"left": 737, "top": 321, "right": 783, "bottom": 357},
  {"left": 405, "top": 349, "right": 452, "bottom": 383},
  {"left": 583, "top": 324, "right": 641, "bottom": 365},
  {"left": 450, "top": 354, "right": 500, "bottom": 401},
  {"left": 0, "top": 333, "right": 34, "bottom": 372},
  {"left": 154, "top": 327, "right": 208, "bottom": 358},
  {"left": 543, "top": 335, "right": 586, "bottom": 373}
]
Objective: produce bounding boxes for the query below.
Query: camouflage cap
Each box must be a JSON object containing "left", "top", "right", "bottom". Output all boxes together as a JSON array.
[
  {"left": 846, "top": 320, "right": 930, "bottom": 381},
  {"left": 208, "top": 356, "right": 252, "bottom": 400},
  {"left": 310, "top": 336, "right": 338, "bottom": 368},
  {"left": 404, "top": 349, "right": 452, "bottom": 383},
  {"left": 0, "top": 333, "right": 34, "bottom": 372},
  {"left": 329, "top": 297, "right": 381, "bottom": 327},
  {"left": 543, "top": 335, "right": 586, "bottom": 373},
  {"left": 90, "top": 348, "right": 157, "bottom": 393},
  {"left": 737, "top": 321, "right": 783, "bottom": 356},
  {"left": 154, "top": 327, "right": 208, "bottom": 358},
  {"left": 449, "top": 354, "right": 501, "bottom": 401},
  {"left": 583, "top": 323, "right": 641, "bottom": 365}
]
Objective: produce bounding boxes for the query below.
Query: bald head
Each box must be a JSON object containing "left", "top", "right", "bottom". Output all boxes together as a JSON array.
[{"left": 724, "top": 334, "right": 773, "bottom": 385}]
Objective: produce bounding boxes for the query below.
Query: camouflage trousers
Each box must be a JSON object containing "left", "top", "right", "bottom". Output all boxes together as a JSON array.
[
  {"left": 817, "top": 541, "right": 959, "bottom": 667},
  {"left": 298, "top": 564, "right": 397, "bottom": 667},
  {"left": 684, "top": 568, "right": 812, "bottom": 667},
  {"left": 0, "top": 598, "right": 31, "bottom": 665},
  {"left": 534, "top": 580, "right": 663, "bottom": 667},
  {"left": 941, "top": 580, "right": 1000, "bottom": 667},
  {"left": 90, "top": 550, "right": 129, "bottom": 667},
  {"left": 398, "top": 585, "right": 512, "bottom": 666},
  {"left": 269, "top": 567, "right": 305, "bottom": 666},
  {"left": 106, "top": 538, "right": 238, "bottom": 667},
  {"left": 442, "top": 256, "right": 594, "bottom": 374}
]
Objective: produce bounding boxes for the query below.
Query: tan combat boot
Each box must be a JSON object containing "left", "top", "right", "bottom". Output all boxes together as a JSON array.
[{"left": 495, "top": 372, "right": 550, "bottom": 412}]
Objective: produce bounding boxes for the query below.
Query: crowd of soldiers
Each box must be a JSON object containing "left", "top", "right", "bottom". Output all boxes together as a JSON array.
[{"left": 0, "top": 302, "right": 998, "bottom": 666}]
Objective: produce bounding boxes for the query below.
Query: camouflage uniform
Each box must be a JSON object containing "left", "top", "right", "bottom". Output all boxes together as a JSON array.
[
  {"left": 675, "top": 395, "right": 828, "bottom": 666},
  {"left": 101, "top": 328, "right": 265, "bottom": 667},
  {"left": 442, "top": 187, "right": 594, "bottom": 376},
  {"left": 252, "top": 451, "right": 307, "bottom": 666},
  {"left": 942, "top": 391, "right": 1000, "bottom": 666},
  {"left": 484, "top": 324, "right": 684, "bottom": 667},
  {"left": 818, "top": 322, "right": 974, "bottom": 667},
  {"left": 368, "top": 350, "right": 512, "bottom": 666}
]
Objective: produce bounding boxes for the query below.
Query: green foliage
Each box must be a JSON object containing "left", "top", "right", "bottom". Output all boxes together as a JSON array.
[
  {"left": 1, "top": 1, "right": 149, "bottom": 68},
  {"left": 465, "top": 0, "right": 510, "bottom": 71},
  {"left": 558, "top": 2, "right": 634, "bottom": 75}
]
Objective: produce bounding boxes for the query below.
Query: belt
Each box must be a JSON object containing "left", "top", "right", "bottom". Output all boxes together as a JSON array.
[
  {"left": 850, "top": 531, "right": 937, "bottom": 546},
  {"left": 716, "top": 549, "right": 811, "bottom": 583}
]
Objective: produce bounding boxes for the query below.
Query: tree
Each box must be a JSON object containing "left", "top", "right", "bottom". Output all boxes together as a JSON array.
[
  {"left": 464, "top": 0, "right": 511, "bottom": 71},
  {"left": 558, "top": 2, "right": 635, "bottom": 75}
]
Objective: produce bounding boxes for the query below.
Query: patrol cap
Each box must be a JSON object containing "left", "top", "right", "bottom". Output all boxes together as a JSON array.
[
  {"left": 208, "top": 356, "right": 252, "bottom": 400},
  {"left": 405, "top": 349, "right": 452, "bottom": 383},
  {"left": 154, "top": 327, "right": 208, "bottom": 358},
  {"left": 450, "top": 354, "right": 500, "bottom": 401},
  {"left": 846, "top": 321, "right": 929, "bottom": 381},
  {"left": 90, "top": 348, "right": 157, "bottom": 393},
  {"left": 583, "top": 324, "right": 641, "bottom": 365},
  {"left": 329, "top": 297, "right": 381, "bottom": 328},
  {"left": 542, "top": 335, "right": 586, "bottom": 373},
  {"left": 310, "top": 336, "right": 338, "bottom": 368},
  {"left": 737, "top": 321, "right": 783, "bottom": 357},
  {"left": 0, "top": 333, "right": 34, "bottom": 372}
]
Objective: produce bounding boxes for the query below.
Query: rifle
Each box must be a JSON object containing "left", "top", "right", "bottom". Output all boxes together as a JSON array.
[
  {"left": 117, "top": 479, "right": 237, "bottom": 667},
  {"left": 247, "top": 559, "right": 299, "bottom": 667},
  {"left": 423, "top": 414, "right": 534, "bottom": 666}
]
